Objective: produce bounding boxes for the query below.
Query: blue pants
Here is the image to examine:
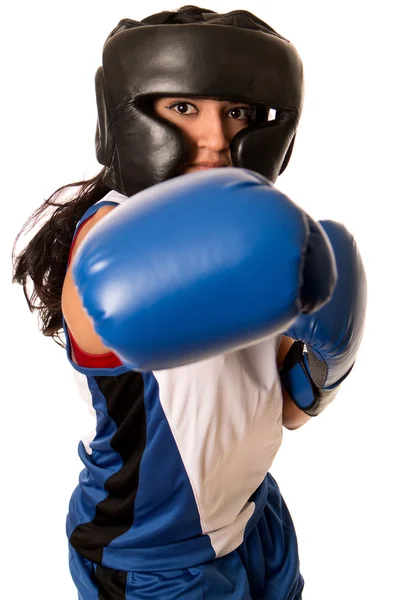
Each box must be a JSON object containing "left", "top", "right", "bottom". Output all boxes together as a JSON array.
[{"left": 69, "top": 475, "right": 304, "bottom": 599}]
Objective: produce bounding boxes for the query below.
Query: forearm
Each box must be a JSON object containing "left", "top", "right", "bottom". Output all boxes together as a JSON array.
[{"left": 282, "top": 389, "right": 312, "bottom": 430}]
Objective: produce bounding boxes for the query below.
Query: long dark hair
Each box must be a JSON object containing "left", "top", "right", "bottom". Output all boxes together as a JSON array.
[
  {"left": 12, "top": 170, "right": 111, "bottom": 346},
  {"left": 12, "top": 6, "right": 217, "bottom": 346}
]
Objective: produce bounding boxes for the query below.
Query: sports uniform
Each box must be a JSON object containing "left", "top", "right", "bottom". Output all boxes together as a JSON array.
[{"left": 65, "top": 191, "right": 304, "bottom": 599}]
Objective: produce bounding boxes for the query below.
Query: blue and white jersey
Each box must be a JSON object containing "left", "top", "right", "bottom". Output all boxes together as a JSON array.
[{"left": 65, "top": 190, "right": 284, "bottom": 572}]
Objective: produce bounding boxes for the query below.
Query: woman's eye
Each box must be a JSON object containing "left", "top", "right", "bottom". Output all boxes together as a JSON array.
[
  {"left": 227, "top": 107, "right": 253, "bottom": 121},
  {"left": 170, "top": 102, "right": 197, "bottom": 115}
]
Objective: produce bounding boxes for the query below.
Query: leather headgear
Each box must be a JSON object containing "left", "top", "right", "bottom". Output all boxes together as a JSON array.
[{"left": 95, "top": 10, "right": 304, "bottom": 196}]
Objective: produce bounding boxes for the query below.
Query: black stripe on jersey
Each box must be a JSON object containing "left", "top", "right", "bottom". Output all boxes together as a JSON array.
[
  {"left": 70, "top": 371, "right": 146, "bottom": 564},
  {"left": 95, "top": 566, "right": 128, "bottom": 600}
]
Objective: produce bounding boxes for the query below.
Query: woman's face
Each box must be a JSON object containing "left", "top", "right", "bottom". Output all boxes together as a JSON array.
[{"left": 153, "top": 97, "right": 253, "bottom": 174}]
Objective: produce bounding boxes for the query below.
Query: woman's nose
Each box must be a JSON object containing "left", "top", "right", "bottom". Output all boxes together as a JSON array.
[{"left": 196, "top": 115, "right": 230, "bottom": 152}]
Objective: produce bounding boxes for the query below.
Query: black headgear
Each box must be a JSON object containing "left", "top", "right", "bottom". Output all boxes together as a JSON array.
[{"left": 95, "top": 10, "right": 304, "bottom": 196}]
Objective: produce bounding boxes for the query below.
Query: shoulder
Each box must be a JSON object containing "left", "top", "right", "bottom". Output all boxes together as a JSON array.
[
  {"left": 71, "top": 203, "right": 118, "bottom": 261},
  {"left": 81, "top": 203, "right": 117, "bottom": 230},
  {"left": 62, "top": 202, "right": 118, "bottom": 357},
  {"left": 75, "top": 189, "right": 127, "bottom": 234}
]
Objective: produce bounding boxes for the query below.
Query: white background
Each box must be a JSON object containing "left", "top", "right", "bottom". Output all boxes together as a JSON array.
[{"left": 2, "top": 1, "right": 399, "bottom": 598}]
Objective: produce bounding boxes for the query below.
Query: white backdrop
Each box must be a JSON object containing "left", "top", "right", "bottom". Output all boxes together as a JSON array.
[{"left": 2, "top": 1, "right": 399, "bottom": 598}]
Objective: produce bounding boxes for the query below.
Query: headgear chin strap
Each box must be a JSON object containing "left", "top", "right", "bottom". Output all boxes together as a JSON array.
[{"left": 95, "top": 10, "right": 304, "bottom": 196}]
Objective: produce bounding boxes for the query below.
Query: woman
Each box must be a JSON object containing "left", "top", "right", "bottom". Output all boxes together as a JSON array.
[{"left": 13, "top": 6, "right": 366, "bottom": 599}]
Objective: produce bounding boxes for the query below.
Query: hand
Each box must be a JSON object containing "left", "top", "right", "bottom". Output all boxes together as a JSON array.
[
  {"left": 281, "top": 220, "right": 367, "bottom": 416},
  {"left": 72, "top": 168, "right": 337, "bottom": 370}
]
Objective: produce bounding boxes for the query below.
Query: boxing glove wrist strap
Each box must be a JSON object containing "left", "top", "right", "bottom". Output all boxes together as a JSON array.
[{"left": 280, "top": 341, "right": 339, "bottom": 417}]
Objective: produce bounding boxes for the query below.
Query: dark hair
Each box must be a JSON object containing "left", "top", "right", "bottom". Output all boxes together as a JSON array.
[
  {"left": 11, "top": 5, "right": 257, "bottom": 346},
  {"left": 12, "top": 170, "right": 111, "bottom": 346}
]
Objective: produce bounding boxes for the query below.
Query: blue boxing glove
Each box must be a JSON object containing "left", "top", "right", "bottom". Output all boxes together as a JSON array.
[
  {"left": 280, "top": 220, "right": 367, "bottom": 416},
  {"left": 72, "top": 168, "right": 337, "bottom": 371}
]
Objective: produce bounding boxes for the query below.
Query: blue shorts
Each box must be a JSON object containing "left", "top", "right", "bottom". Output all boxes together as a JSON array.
[{"left": 68, "top": 475, "right": 304, "bottom": 600}]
